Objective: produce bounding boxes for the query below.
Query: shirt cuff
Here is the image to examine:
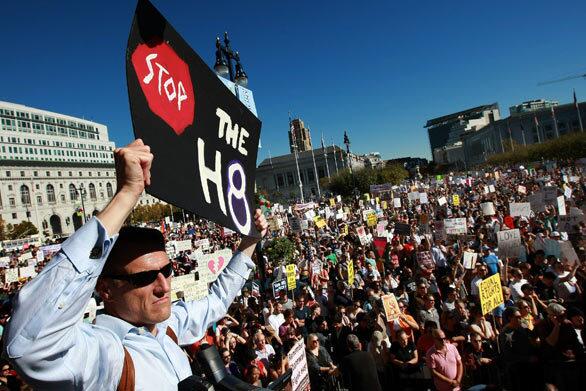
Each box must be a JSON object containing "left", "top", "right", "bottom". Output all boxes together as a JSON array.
[
  {"left": 225, "top": 251, "right": 255, "bottom": 279},
  {"left": 60, "top": 216, "right": 118, "bottom": 276}
]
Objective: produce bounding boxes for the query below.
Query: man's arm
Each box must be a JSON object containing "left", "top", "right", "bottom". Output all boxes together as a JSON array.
[
  {"left": 171, "top": 211, "right": 267, "bottom": 343},
  {"left": 3, "top": 140, "right": 153, "bottom": 389}
]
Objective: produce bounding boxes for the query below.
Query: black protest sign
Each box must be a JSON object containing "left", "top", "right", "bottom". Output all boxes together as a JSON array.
[
  {"left": 126, "top": 0, "right": 261, "bottom": 236},
  {"left": 394, "top": 222, "right": 411, "bottom": 236}
]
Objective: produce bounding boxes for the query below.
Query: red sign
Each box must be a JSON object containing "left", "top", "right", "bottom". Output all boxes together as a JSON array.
[
  {"left": 131, "top": 42, "right": 195, "bottom": 135},
  {"left": 373, "top": 237, "right": 387, "bottom": 258},
  {"left": 504, "top": 216, "right": 515, "bottom": 229}
]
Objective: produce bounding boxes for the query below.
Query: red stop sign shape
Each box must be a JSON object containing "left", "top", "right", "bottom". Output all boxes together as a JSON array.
[
  {"left": 504, "top": 216, "right": 515, "bottom": 229},
  {"left": 131, "top": 42, "right": 195, "bottom": 135}
]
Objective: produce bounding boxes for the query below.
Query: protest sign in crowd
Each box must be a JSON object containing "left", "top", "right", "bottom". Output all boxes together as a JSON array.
[{"left": 0, "top": 160, "right": 585, "bottom": 391}]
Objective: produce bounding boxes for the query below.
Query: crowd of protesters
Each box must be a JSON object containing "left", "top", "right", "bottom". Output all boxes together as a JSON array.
[{"left": 1, "top": 159, "right": 585, "bottom": 390}]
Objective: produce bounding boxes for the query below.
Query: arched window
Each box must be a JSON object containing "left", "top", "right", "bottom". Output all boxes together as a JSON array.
[
  {"left": 106, "top": 182, "right": 113, "bottom": 198},
  {"left": 20, "top": 185, "right": 31, "bottom": 205},
  {"left": 46, "top": 184, "right": 56, "bottom": 203},
  {"left": 69, "top": 184, "right": 78, "bottom": 201},
  {"left": 89, "top": 183, "right": 97, "bottom": 201}
]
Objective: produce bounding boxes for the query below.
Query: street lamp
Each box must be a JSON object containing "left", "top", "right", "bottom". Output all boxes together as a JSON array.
[
  {"left": 214, "top": 32, "right": 248, "bottom": 87},
  {"left": 74, "top": 184, "right": 87, "bottom": 223}
]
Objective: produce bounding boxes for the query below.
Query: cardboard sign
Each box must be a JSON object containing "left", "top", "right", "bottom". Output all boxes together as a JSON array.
[
  {"left": 272, "top": 279, "right": 287, "bottom": 298},
  {"left": 463, "top": 252, "right": 478, "bottom": 269},
  {"left": 497, "top": 229, "right": 521, "bottom": 258},
  {"left": 528, "top": 192, "right": 546, "bottom": 213},
  {"left": 543, "top": 186, "right": 558, "bottom": 204},
  {"left": 347, "top": 259, "right": 355, "bottom": 285},
  {"left": 444, "top": 218, "right": 467, "bottom": 235},
  {"left": 366, "top": 211, "right": 378, "bottom": 227},
  {"left": 438, "top": 196, "right": 447, "bottom": 206},
  {"left": 488, "top": 184, "right": 496, "bottom": 193},
  {"left": 517, "top": 185, "right": 526, "bottom": 194},
  {"left": 313, "top": 216, "right": 327, "bottom": 229},
  {"left": 373, "top": 237, "right": 387, "bottom": 258},
  {"left": 479, "top": 273, "right": 504, "bottom": 315},
  {"left": 393, "top": 223, "right": 411, "bottom": 236},
  {"left": 481, "top": 202, "right": 495, "bottom": 216},
  {"left": 559, "top": 241, "right": 579, "bottom": 265},
  {"left": 356, "top": 226, "right": 368, "bottom": 245},
  {"left": 171, "top": 273, "right": 208, "bottom": 302},
  {"left": 193, "top": 238, "right": 210, "bottom": 250},
  {"left": 381, "top": 200, "right": 388, "bottom": 210},
  {"left": 269, "top": 217, "right": 283, "bottom": 231},
  {"left": 382, "top": 294, "right": 401, "bottom": 321},
  {"left": 286, "top": 264, "right": 296, "bottom": 290},
  {"left": 557, "top": 195, "right": 566, "bottom": 216},
  {"left": 19, "top": 266, "right": 37, "bottom": 278},
  {"left": 126, "top": 0, "right": 261, "bottom": 236},
  {"left": 408, "top": 192, "right": 420, "bottom": 202},
  {"left": 174, "top": 239, "right": 192, "bottom": 253},
  {"left": 340, "top": 224, "right": 349, "bottom": 236},
  {"left": 419, "top": 192, "right": 429, "bottom": 204},
  {"left": 558, "top": 213, "right": 585, "bottom": 233},
  {"left": 393, "top": 198, "right": 401, "bottom": 208},
  {"left": 287, "top": 339, "right": 310, "bottom": 391},
  {"left": 417, "top": 251, "right": 434, "bottom": 269},
  {"left": 289, "top": 216, "right": 302, "bottom": 233},
  {"left": 376, "top": 221, "right": 387, "bottom": 237},
  {"left": 4, "top": 268, "right": 19, "bottom": 284},
  {"left": 197, "top": 248, "right": 233, "bottom": 283},
  {"left": 452, "top": 194, "right": 460, "bottom": 206},
  {"left": 509, "top": 202, "right": 531, "bottom": 218}
]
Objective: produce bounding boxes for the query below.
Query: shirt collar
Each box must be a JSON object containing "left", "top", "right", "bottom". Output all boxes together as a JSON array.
[{"left": 95, "top": 313, "right": 170, "bottom": 341}]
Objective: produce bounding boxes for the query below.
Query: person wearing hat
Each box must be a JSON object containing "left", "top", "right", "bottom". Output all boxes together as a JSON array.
[{"left": 3, "top": 140, "right": 269, "bottom": 390}]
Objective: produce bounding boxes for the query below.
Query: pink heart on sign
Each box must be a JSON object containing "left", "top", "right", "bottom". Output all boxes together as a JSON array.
[{"left": 207, "top": 256, "right": 225, "bottom": 274}]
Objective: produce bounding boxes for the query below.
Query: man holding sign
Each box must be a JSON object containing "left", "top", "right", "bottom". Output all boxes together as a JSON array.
[{"left": 4, "top": 139, "right": 268, "bottom": 390}]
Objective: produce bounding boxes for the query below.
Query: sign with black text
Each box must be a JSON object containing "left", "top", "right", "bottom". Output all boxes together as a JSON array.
[{"left": 126, "top": 0, "right": 261, "bottom": 236}]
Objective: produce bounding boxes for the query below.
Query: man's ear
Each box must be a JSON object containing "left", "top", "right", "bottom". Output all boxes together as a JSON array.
[{"left": 96, "top": 277, "right": 113, "bottom": 302}]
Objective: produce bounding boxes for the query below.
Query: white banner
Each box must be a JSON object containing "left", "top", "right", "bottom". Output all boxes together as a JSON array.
[
  {"left": 444, "top": 218, "right": 467, "bottom": 235},
  {"left": 287, "top": 339, "right": 310, "bottom": 391},
  {"left": 174, "top": 240, "right": 192, "bottom": 253},
  {"left": 557, "top": 195, "right": 566, "bottom": 216},
  {"left": 509, "top": 202, "right": 531, "bottom": 218},
  {"left": 497, "top": 229, "right": 522, "bottom": 258},
  {"left": 481, "top": 202, "right": 495, "bottom": 216}
]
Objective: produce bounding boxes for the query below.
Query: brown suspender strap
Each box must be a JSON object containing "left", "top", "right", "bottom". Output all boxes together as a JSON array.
[
  {"left": 116, "top": 327, "right": 178, "bottom": 391},
  {"left": 166, "top": 326, "right": 178, "bottom": 344},
  {"left": 117, "top": 348, "right": 135, "bottom": 391}
]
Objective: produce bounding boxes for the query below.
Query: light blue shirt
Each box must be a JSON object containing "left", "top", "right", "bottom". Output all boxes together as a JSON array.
[{"left": 3, "top": 217, "right": 254, "bottom": 390}]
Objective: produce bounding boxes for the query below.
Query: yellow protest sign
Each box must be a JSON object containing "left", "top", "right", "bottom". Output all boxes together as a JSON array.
[
  {"left": 329, "top": 198, "right": 336, "bottom": 207},
  {"left": 347, "top": 260, "right": 354, "bottom": 285},
  {"left": 340, "top": 224, "right": 349, "bottom": 236},
  {"left": 375, "top": 196, "right": 380, "bottom": 205},
  {"left": 479, "top": 273, "right": 504, "bottom": 315},
  {"left": 381, "top": 200, "right": 388, "bottom": 210},
  {"left": 286, "top": 264, "right": 296, "bottom": 290},
  {"left": 313, "top": 216, "right": 326, "bottom": 229},
  {"left": 367, "top": 212, "right": 378, "bottom": 227},
  {"left": 363, "top": 193, "right": 371, "bottom": 201},
  {"left": 452, "top": 194, "right": 460, "bottom": 206}
]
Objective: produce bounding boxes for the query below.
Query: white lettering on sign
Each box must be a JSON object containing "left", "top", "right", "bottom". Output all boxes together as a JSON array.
[
  {"left": 216, "top": 108, "right": 249, "bottom": 156},
  {"left": 198, "top": 139, "right": 227, "bottom": 215},
  {"left": 143, "top": 53, "right": 188, "bottom": 110}
]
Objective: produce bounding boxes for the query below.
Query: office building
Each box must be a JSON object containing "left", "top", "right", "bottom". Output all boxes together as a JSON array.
[
  {"left": 0, "top": 101, "right": 158, "bottom": 238},
  {"left": 463, "top": 100, "right": 586, "bottom": 166},
  {"left": 288, "top": 118, "right": 313, "bottom": 153},
  {"left": 509, "top": 99, "right": 558, "bottom": 116},
  {"left": 425, "top": 103, "right": 500, "bottom": 166}
]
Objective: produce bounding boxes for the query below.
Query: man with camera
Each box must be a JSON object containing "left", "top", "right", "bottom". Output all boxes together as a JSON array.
[{"left": 3, "top": 139, "right": 268, "bottom": 390}]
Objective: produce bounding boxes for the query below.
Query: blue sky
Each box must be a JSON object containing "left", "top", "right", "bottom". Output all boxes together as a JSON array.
[{"left": 1, "top": 0, "right": 586, "bottom": 162}]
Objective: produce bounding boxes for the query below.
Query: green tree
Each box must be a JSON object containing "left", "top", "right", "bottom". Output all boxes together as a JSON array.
[
  {"left": 324, "top": 164, "right": 409, "bottom": 196},
  {"left": 6, "top": 221, "right": 39, "bottom": 240},
  {"left": 265, "top": 237, "right": 295, "bottom": 264}
]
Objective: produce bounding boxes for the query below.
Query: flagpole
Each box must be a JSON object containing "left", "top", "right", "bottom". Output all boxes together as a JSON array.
[
  {"left": 269, "top": 150, "right": 278, "bottom": 191},
  {"left": 498, "top": 128, "right": 505, "bottom": 153},
  {"left": 289, "top": 114, "right": 304, "bottom": 202},
  {"left": 310, "top": 146, "right": 321, "bottom": 199},
  {"left": 551, "top": 106, "right": 560, "bottom": 138},
  {"left": 332, "top": 141, "right": 339, "bottom": 174},
  {"left": 322, "top": 134, "right": 331, "bottom": 182},
  {"left": 507, "top": 119, "right": 514, "bottom": 151},
  {"left": 575, "top": 89, "right": 584, "bottom": 132},
  {"left": 520, "top": 120, "right": 527, "bottom": 146},
  {"left": 534, "top": 115, "right": 541, "bottom": 143}
]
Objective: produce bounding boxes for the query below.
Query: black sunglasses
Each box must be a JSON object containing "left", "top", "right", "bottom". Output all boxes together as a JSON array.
[{"left": 107, "top": 263, "right": 174, "bottom": 287}]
